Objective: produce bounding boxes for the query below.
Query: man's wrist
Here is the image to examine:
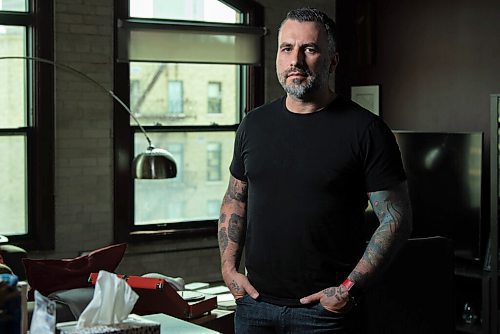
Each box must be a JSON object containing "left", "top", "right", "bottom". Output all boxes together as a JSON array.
[
  {"left": 221, "top": 264, "right": 238, "bottom": 276},
  {"left": 341, "top": 278, "right": 363, "bottom": 301}
]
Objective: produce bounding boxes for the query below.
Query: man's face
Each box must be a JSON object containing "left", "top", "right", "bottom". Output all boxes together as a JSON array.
[{"left": 276, "top": 19, "right": 336, "bottom": 99}]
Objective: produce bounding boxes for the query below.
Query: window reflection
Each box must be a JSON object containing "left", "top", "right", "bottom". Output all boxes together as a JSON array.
[
  {"left": 134, "top": 132, "right": 233, "bottom": 224},
  {"left": 129, "top": 63, "right": 239, "bottom": 126}
]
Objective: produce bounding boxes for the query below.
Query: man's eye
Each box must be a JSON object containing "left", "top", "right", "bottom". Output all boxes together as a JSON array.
[
  {"left": 305, "top": 47, "right": 317, "bottom": 53},
  {"left": 281, "top": 47, "right": 292, "bottom": 52}
]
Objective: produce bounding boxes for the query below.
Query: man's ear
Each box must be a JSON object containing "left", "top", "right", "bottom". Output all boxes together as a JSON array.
[{"left": 329, "top": 52, "right": 339, "bottom": 73}]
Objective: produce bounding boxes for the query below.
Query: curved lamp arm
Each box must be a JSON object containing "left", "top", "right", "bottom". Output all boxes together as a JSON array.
[{"left": 0, "top": 56, "right": 176, "bottom": 179}]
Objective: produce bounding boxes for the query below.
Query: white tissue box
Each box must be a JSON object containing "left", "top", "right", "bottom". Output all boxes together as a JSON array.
[{"left": 56, "top": 314, "right": 160, "bottom": 334}]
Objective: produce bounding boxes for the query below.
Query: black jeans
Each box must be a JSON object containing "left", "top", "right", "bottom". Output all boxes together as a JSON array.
[{"left": 235, "top": 295, "right": 358, "bottom": 334}]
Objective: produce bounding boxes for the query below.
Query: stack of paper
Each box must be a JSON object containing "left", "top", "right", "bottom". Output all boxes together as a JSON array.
[
  {"left": 216, "top": 293, "right": 236, "bottom": 310},
  {"left": 184, "top": 282, "right": 210, "bottom": 291},
  {"left": 196, "top": 286, "right": 230, "bottom": 295},
  {"left": 183, "top": 284, "right": 236, "bottom": 310}
]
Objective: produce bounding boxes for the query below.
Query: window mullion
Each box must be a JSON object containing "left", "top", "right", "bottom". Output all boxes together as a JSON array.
[{"left": 0, "top": 13, "right": 34, "bottom": 25}]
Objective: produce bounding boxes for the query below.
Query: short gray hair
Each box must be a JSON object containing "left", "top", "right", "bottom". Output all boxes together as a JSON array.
[{"left": 279, "top": 7, "right": 337, "bottom": 56}]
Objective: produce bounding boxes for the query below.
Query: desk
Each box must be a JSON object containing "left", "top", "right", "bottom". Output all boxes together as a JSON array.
[
  {"left": 57, "top": 314, "right": 220, "bottom": 334},
  {"left": 189, "top": 309, "right": 234, "bottom": 334},
  {"left": 143, "top": 313, "right": 220, "bottom": 334}
]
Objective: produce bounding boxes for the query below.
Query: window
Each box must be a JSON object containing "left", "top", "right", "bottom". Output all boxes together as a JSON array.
[
  {"left": 0, "top": 25, "right": 27, "bottom": 236},
  {"left": 114, "top": 0, "right": 264, "bottom": 240},
  {"left": 0, "top": 1, "right": 54, "bottom": 249},
  {"left": 130, "top": 79, "right": 141, "bottom": 112},
  {"left": 167, "top": 80, "right": 183, "bottom": 114},
  {"left": 207, "top": 200, "right": 220, "bottom": 217},
  {"left": 208, "top": 81, "right": 222, "bottom": 114},
  {"left": 167, "top": 201, "right": 185, "bottom": 221},
  {"left": 207, "top": 142, "right": 222, "bottom": 181}
]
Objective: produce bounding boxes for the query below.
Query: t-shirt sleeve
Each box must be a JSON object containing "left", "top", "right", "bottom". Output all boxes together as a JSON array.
[
  {"left": 362, "top": 118, "right": 406, "bottom": 192},
  {"left": 229, "top": 119, "right": 248, "bottom": 182}
]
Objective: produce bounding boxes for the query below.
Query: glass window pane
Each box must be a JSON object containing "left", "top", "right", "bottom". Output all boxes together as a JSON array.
[
  {"left": 207, "top": 199, "right": 220, "bottom": 217},
  {"left": 130, "top": 63, "right": 239, "bottom": 126},
  {"left": 207, "top": 142, "right": 222, "bottom": 181},
  {"left": 167, "top": 80, "right": 183, "bottom": 114},
  {"left": 0, "top": 0, "right": 27, "bottom": 12},
  {"left": 208, "top": 81, "right": 222, "bottom": 114},
  {"left": 0, "top": 25, "right": 27, "bottom": 128},
  {"left": 134, "top": 131, "right": 233, "bottom": 225},
  {"left": 0, "top": 135, "right": 27, "bottom": 235},
  {"left": 129, "top": 0, "right": 241, "bottom": 24}
]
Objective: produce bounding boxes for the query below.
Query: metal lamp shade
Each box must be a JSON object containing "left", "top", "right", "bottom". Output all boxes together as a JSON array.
[{"left": 133, "top": 147, "right": 177, "bottom": 179}]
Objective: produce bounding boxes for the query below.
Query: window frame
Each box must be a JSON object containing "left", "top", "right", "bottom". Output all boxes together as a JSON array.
[
  {"left": 113, "top": 0, "right": 264, "bottom": 242},
  {"left": 0, "top": 0, "right": 55, "bottom": 250}
]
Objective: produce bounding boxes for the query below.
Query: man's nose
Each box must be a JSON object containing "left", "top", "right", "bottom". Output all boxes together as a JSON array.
[{"left": 290, "top": 49, "right": 305, "bottom": 67}]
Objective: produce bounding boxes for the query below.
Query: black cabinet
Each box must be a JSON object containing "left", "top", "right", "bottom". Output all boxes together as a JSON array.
[
  {"left": 455, "top": 94, "right": 500, "bottom": 334},
  {"left": 454, "top": 263, "right": 488, "bottom": 334}
]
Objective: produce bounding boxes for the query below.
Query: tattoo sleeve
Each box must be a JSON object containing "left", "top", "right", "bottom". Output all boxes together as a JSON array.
[
  {"left": 218, "top": 176, "right": 248, "bottom": 274},
  {"left": 349, "top": 181, "right": 413, "bottom": 288}
]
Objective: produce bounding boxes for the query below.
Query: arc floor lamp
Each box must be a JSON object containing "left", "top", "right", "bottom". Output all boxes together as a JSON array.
[{"left": 0, "top": 55, "right": 177, "bottom": 180}]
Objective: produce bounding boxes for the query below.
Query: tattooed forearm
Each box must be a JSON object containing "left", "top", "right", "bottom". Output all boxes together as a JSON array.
[
  {"left": 349, "top": 181, "right": 412, "bottom": 287},
  {"left": 233, "top": 247, "right": 243, "bottom": 270},
  {"left": 218, "top": 213, "right": 226, "bottom": 225},
  {"left": 218, "top": 227, "right": 228, "bottom": 257},
  {"left": 228, "top": 213, "right": 246, "bottom": 243},
  {"left": 218, "top": 176, "right": 248, "bottom": 273},
  {"left": 349, "top": 270, "right": 363, "bottom": 284},
  {"left": 224, "top": 177, "right": 248, "bottom": 203}
]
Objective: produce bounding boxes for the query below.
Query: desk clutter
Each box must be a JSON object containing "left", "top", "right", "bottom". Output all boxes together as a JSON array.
[
  {"left": 88, "top": 273, "right": 218, "bottom": 319},
  {"left": 185, "top": 282, "right": 236, "bottom": 311},
  {"left": 2, "top": 242, "right": 233, "bottom": 333},
  {"left": 29, "top": 271, "right": 223, "bottom": 334}
]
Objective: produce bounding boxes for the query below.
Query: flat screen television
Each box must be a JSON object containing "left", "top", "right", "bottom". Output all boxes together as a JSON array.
[{"left": 366, "top": 131, "right": 484, "bottom": 261}]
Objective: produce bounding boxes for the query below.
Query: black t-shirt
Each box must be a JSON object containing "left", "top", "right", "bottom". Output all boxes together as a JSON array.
[{"left": 230, "top": 96, "right": 406, "bottom": 306}]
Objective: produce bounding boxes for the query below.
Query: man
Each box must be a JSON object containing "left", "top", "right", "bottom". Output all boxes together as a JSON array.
[{"left": 218, "top": 7, "right": 412, "bottom": 334}]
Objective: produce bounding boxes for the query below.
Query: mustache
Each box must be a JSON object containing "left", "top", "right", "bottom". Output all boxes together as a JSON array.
[{"left": 284, "top": 67, "right": 311, "bottom": 77}]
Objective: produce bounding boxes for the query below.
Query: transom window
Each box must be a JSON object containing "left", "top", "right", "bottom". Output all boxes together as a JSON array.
[{"left": 129, "top": 0, "right": 240, "bottom": 24}]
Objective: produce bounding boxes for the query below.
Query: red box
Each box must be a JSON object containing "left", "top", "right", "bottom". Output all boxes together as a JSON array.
[{"left": 89, "top": 273, "right": 217, "bottom": 319}]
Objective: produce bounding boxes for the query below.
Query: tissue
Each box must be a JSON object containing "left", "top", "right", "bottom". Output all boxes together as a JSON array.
[
  {"left": 29, "top": 290, "right": 56, "bottom": 334},
  {"left": 77, "top": 270, "right": 139, "bottom": 328}
]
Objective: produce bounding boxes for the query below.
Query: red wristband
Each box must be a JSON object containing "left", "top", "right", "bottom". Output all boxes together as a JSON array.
[
  {"left": 341, "top": 278, "right": 363, "bottom": 302},
  {"left": 341, "top": 278, "right": 355, "bottom": 291}
]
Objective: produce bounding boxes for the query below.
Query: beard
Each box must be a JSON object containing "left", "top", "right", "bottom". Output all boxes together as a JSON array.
[{"left": 277, "top": 63, "right": 330, "bottom": 99}]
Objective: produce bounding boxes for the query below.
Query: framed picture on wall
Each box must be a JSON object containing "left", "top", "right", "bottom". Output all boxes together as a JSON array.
[{"left": 351, "top": 85, "right": 379, "bottom": 116}]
